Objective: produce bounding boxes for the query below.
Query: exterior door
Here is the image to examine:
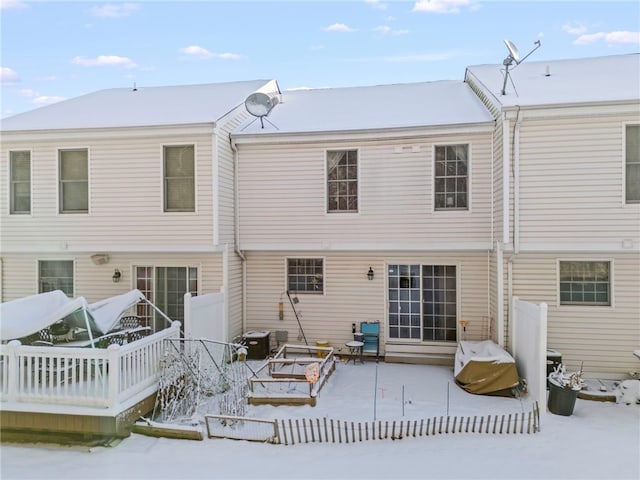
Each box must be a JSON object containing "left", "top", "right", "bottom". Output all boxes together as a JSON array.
[{"left": 388, "top": 264, "right": 457, "bottom": 342}]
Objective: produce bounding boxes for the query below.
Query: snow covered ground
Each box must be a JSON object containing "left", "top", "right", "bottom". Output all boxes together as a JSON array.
[{"left": 1, "top": 361, "right": 639, "bottom": 480}]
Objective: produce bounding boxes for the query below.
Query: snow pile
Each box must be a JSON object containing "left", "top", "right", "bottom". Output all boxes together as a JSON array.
[{"left": 614, "top": 379, "right": 640, "bottom": 405}]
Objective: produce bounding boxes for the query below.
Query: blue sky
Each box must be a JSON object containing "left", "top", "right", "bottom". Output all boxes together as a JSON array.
[{"left": 1, "top": 0, "right": 639, "bottom": 118}]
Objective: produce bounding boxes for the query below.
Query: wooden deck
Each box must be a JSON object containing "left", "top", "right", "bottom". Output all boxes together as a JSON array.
[{"left": 0, "top": 322, "right": 181, "bottom": 442}]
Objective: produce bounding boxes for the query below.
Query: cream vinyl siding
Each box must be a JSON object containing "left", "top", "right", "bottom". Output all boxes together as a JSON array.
[
  {"left": 0, "top": 132, "right": 214, "bottom": 252},
  {"left": 216, "top": 112, "right": 251, "bottom": 245},
  {"left": 244, "top": 251, "right": 491, "bottom": 354},
  {"left": 1, "top": 252, "right": 223, "bottom": 304},
  {"left": 517, "top": 114, "right": 640, "bottom": 248},
  {"left": 510, "top": 253, "right": 640, "bottom": 377},
  {"left": 238, "top": 134, "right": 493, "bottom": 249}
]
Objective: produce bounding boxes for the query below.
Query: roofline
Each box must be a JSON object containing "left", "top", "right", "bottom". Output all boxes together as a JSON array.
[
  {"left": 231, "top": 121, "right": 495, "bottom": 145},
  {"left": 0, "top": 122, "right": 218, "bottom": 142}
]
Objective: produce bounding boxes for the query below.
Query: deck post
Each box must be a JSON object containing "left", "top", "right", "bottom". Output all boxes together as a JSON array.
[
  {"left": 107, "top": 344, "right": 121, "bottom": 407},
  {"left": 5, "top": 340, "right": 21, "bottom": 402}
]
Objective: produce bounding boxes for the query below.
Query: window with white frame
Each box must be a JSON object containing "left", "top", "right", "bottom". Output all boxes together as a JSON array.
[
  {"left": 327, "top": 149, "right": 358, "bottom": 213},
  {"left": 38, "top": 260, "right": 74, "bottom": 296},
  {"left": 434, "top": 144, "right": 468, "bottom": 210},
  {"left": 626, "top": 124, "right": 640, "bottom": 203},
  {"left": 287, "top": 258, "right": 324, "bottom": 293},
  {"left": 10, "top": 150, "right": 30, "bottom": 214},
  {"left": 559, "top": 261, "right": 610, "bottom": 306},
  {"left": 164, "top": 145, "right": 195, "bottom": 212},
  {"left": 135, "top": 266, "right": 198, "bottom": 329},
  {"left": 59, "top": 148, "right": 88, "bottom": 213}
]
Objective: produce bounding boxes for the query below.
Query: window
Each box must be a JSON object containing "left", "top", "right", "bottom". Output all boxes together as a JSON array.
[
  {"left": 135, "top": 266, "right": 198, "bottom": 329},
  {"left": 626, "top": 125, "right": 640, "bottom": 203},
  {"left": 38, "top": 260, "right": 74, "bottom": 296},
  {"left": 388, "top": 264, "right": 457, "bottom": 342},
  {"left": 10, "top": 150, "right": 30, "bottom": 214},
  {"left": 327, "top": 149, "right": 357, "bottom": 212},
  {"left": 434, "top": 144, "right": 468, "bottom": 210},
  {"left": 59, "top": 149, "right": 88, "bottom": 213},
  {"left": 559, "top": 261, "right": 610, "bottom": 306},
  {"left": 164, "top": 145, "right": 195, "bottom": 212},
  {"left": 287, "top": 258, "right": 324, "bottom": 293}
]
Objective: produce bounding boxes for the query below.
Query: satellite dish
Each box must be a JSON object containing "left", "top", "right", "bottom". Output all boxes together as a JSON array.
[
  {"left": 500, "top": 39, "right": 542, "bottom": 95},
  {"left": 504, "top": 39, "right": 521, "bottom": 64},
  {"left": 244, "top": 92, "right": 279, "bottom": 127}
]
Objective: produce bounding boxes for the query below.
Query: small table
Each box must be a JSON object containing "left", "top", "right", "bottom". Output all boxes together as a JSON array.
[{"left": 345, "top": 340, "right": 364, "bottom": 364}]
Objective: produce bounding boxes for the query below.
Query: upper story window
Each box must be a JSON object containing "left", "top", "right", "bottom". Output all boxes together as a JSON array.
[
  {"left": 625, "top": 124, "right": 639, "bottom": 204},
  {"left": 38, "top": 260, "right": 74, "bottom": 296},
  {"left": 10, "top": 150, "right": 31, "bottom": 214},
  {"left": 327, "top": 149, "right": 358, "bottom": 213},
  {"left": 434, "top": 144, "right": 468, "bottom": 210},
  {"left": 559, "top": 261, "right": 610, "bottom": 306},
  {"left": 163, "top": 145, "right": 195, "bottom": 212},
  {"left": 59, "top": 149, "right": 88, "bottom": 213},
  {"left": 287, "top": 258, "right": 324, "bottom": 294}
]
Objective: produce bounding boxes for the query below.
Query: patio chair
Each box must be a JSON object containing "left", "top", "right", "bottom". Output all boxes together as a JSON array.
[{"left": 360, "top": 322, "right": 380, "bottom": 359}]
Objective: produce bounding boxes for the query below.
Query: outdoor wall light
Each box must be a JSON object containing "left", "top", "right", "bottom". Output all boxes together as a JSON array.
[
  {"left": 112, "top": 269, "right": 121, "bottom": 283},
  {"left": 367, "top": 267, "right": 374, "bottom": 281}
]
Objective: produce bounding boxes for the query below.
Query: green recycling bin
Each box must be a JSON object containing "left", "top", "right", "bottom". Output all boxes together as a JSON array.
[{"left": 548, "top": 380, "right": 578, "bottom": 416}]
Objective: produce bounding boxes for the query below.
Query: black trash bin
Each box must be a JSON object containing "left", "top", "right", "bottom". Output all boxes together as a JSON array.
[{"left": 548, "top": 380, "right": 578, "bottom": 416}]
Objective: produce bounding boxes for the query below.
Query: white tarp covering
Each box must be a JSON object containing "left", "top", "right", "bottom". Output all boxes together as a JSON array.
[
  {"left": 89, "top": 289, "right": 146, "bottom": 335},
  {"left": 0, "top": 290, "right": 88, "bottom": 341},
  {"left": 0, "top": 289, "right": 148, "bottom": 342}
]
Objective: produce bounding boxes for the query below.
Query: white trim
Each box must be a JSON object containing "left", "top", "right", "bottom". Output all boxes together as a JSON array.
[
  {"left": 36, "top": 258, "right": 75, "bottom": 297},
  {"left": 324, "top": 147, "right": 360, "bottom": 215},
  {"left": 518, "top": 242, "right": 639, "bottom": 253},
  {"left": 2, "top": 244, "right": 227, "bottom": 253},
  {"left": 556, "top": 258, "right": 615, "bottom": 309},
  {"left": 7, "top": 148, "right": 33, "bottom": 217},
  {"left": 623, "top": 122, "right": 640, "bottom": 206},
  {"left": 57, "top": 146, "right": 90, "bottom": 216},
  {"left": 284, "top": 256, "right": 326, "bottom": 296},
  {"left": 161, "top": 143, "right": 198, "bottom": 214},
  {"left": 431, "top": 142, "right": 472, "bottom": 214},
  {"left": 241, "top": 241, "right": 493, "bottom": 251},
  {"left": 232, "top": 123, "right": 496, "bottom": 145},
  {"left": 502, "top": 118, "right": 510, "bottom": 245}
]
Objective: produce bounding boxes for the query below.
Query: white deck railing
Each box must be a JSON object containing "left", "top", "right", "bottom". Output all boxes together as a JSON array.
[{"left": 0, "top": 322, "right": 181, "bottom": 411}]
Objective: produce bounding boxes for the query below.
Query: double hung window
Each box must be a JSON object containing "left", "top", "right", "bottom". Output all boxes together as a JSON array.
[
  {"left": 434, "top": 145, "right": 468, "bottom": 210},
  {"left": 559, "top": 261, "right": 610, "bottom": 306},
  {"left": 626, "top": 125, "right": 639, "bottom": 203},
  {"left": 38, "top": 260, "right": 74, "bottom": 296},
  {"left": 59, "top": 149, "right": 88, "bottom": 213},
  {"left": 327, "top": 149, "right": 358, "bottom": 213},
  {"left": 10, "top": 150, "right": 31, "bottom": 214},
  {"left": 163, "top": 145, "right": 195, "bottom": 212}
]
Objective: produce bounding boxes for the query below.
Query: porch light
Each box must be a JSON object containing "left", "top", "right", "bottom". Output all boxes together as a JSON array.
[
  {"left": 112, "top": 269, "right": 121, "bottom": 283},
  {"left": 367, "top": 267, "right": 374, "bottom": 281}
]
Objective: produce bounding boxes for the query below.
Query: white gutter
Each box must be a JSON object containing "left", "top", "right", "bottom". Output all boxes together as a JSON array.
[
  {"left": 506, "top": 107, "right": 522, "bottom": 349},
  {"left": 502, "top": 117, "right": 510, "bottom": 245},
  {"left": 230, "top": 136, "right": 247, "bottom": 335}
]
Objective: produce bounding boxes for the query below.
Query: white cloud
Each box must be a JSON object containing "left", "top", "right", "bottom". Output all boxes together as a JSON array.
[
  {"left": 324, "top": 23, "right": 356, "bottom": 33},
  {"left": 90, "top": 3, "right": 140, "bottom": 18},
  {"left": 71, "top": 55, "right": 137, "bottom": 68},
  {"left": 0, "top": 67, "right": 20, "bottom": 85},
  {"left": 573, "top": 30, "right": 640, "bottom": 46},
  {"left": 562, "top": 22, "right": 588, "bottom": 36},
  {"left": 412, "top": 0, "right": 475, "bottom": 14},
  {"left": 179, "top": 45, "right": 214, "bottom": 59},
  {"left": 0, "top": 0, "right": 29, "bottom": 10},
  {"left": 178, "top": 46, "right": 242, "bottom": 60},
  {"left": 364, "top": 0, "right": 387, "bottom": 10},
  {"left": 19, "top": 88, "right": 38, "bottom": 97},
  {"left": 373, "top": 25, "right": 409, "bottom": 36},
  {"left": 32, "top": 95, "right": 66, "bottom": 107}
]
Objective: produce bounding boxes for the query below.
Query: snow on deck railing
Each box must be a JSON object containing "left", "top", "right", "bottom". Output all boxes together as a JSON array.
[{"left": 0, "top": 322, "right": 181, "bottom": 411}]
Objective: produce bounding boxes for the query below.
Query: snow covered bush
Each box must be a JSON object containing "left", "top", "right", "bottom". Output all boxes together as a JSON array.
[{"left": 548, "top": 363, "right": 584, "bottom": 391}]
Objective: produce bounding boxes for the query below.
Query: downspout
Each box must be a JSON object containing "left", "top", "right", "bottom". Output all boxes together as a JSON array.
[
  {"left": 230, "top": 135, "right": 247, "bottom": 335},
  {"left": 507, "top": 107, "right": 522, "bottom": 350}
]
